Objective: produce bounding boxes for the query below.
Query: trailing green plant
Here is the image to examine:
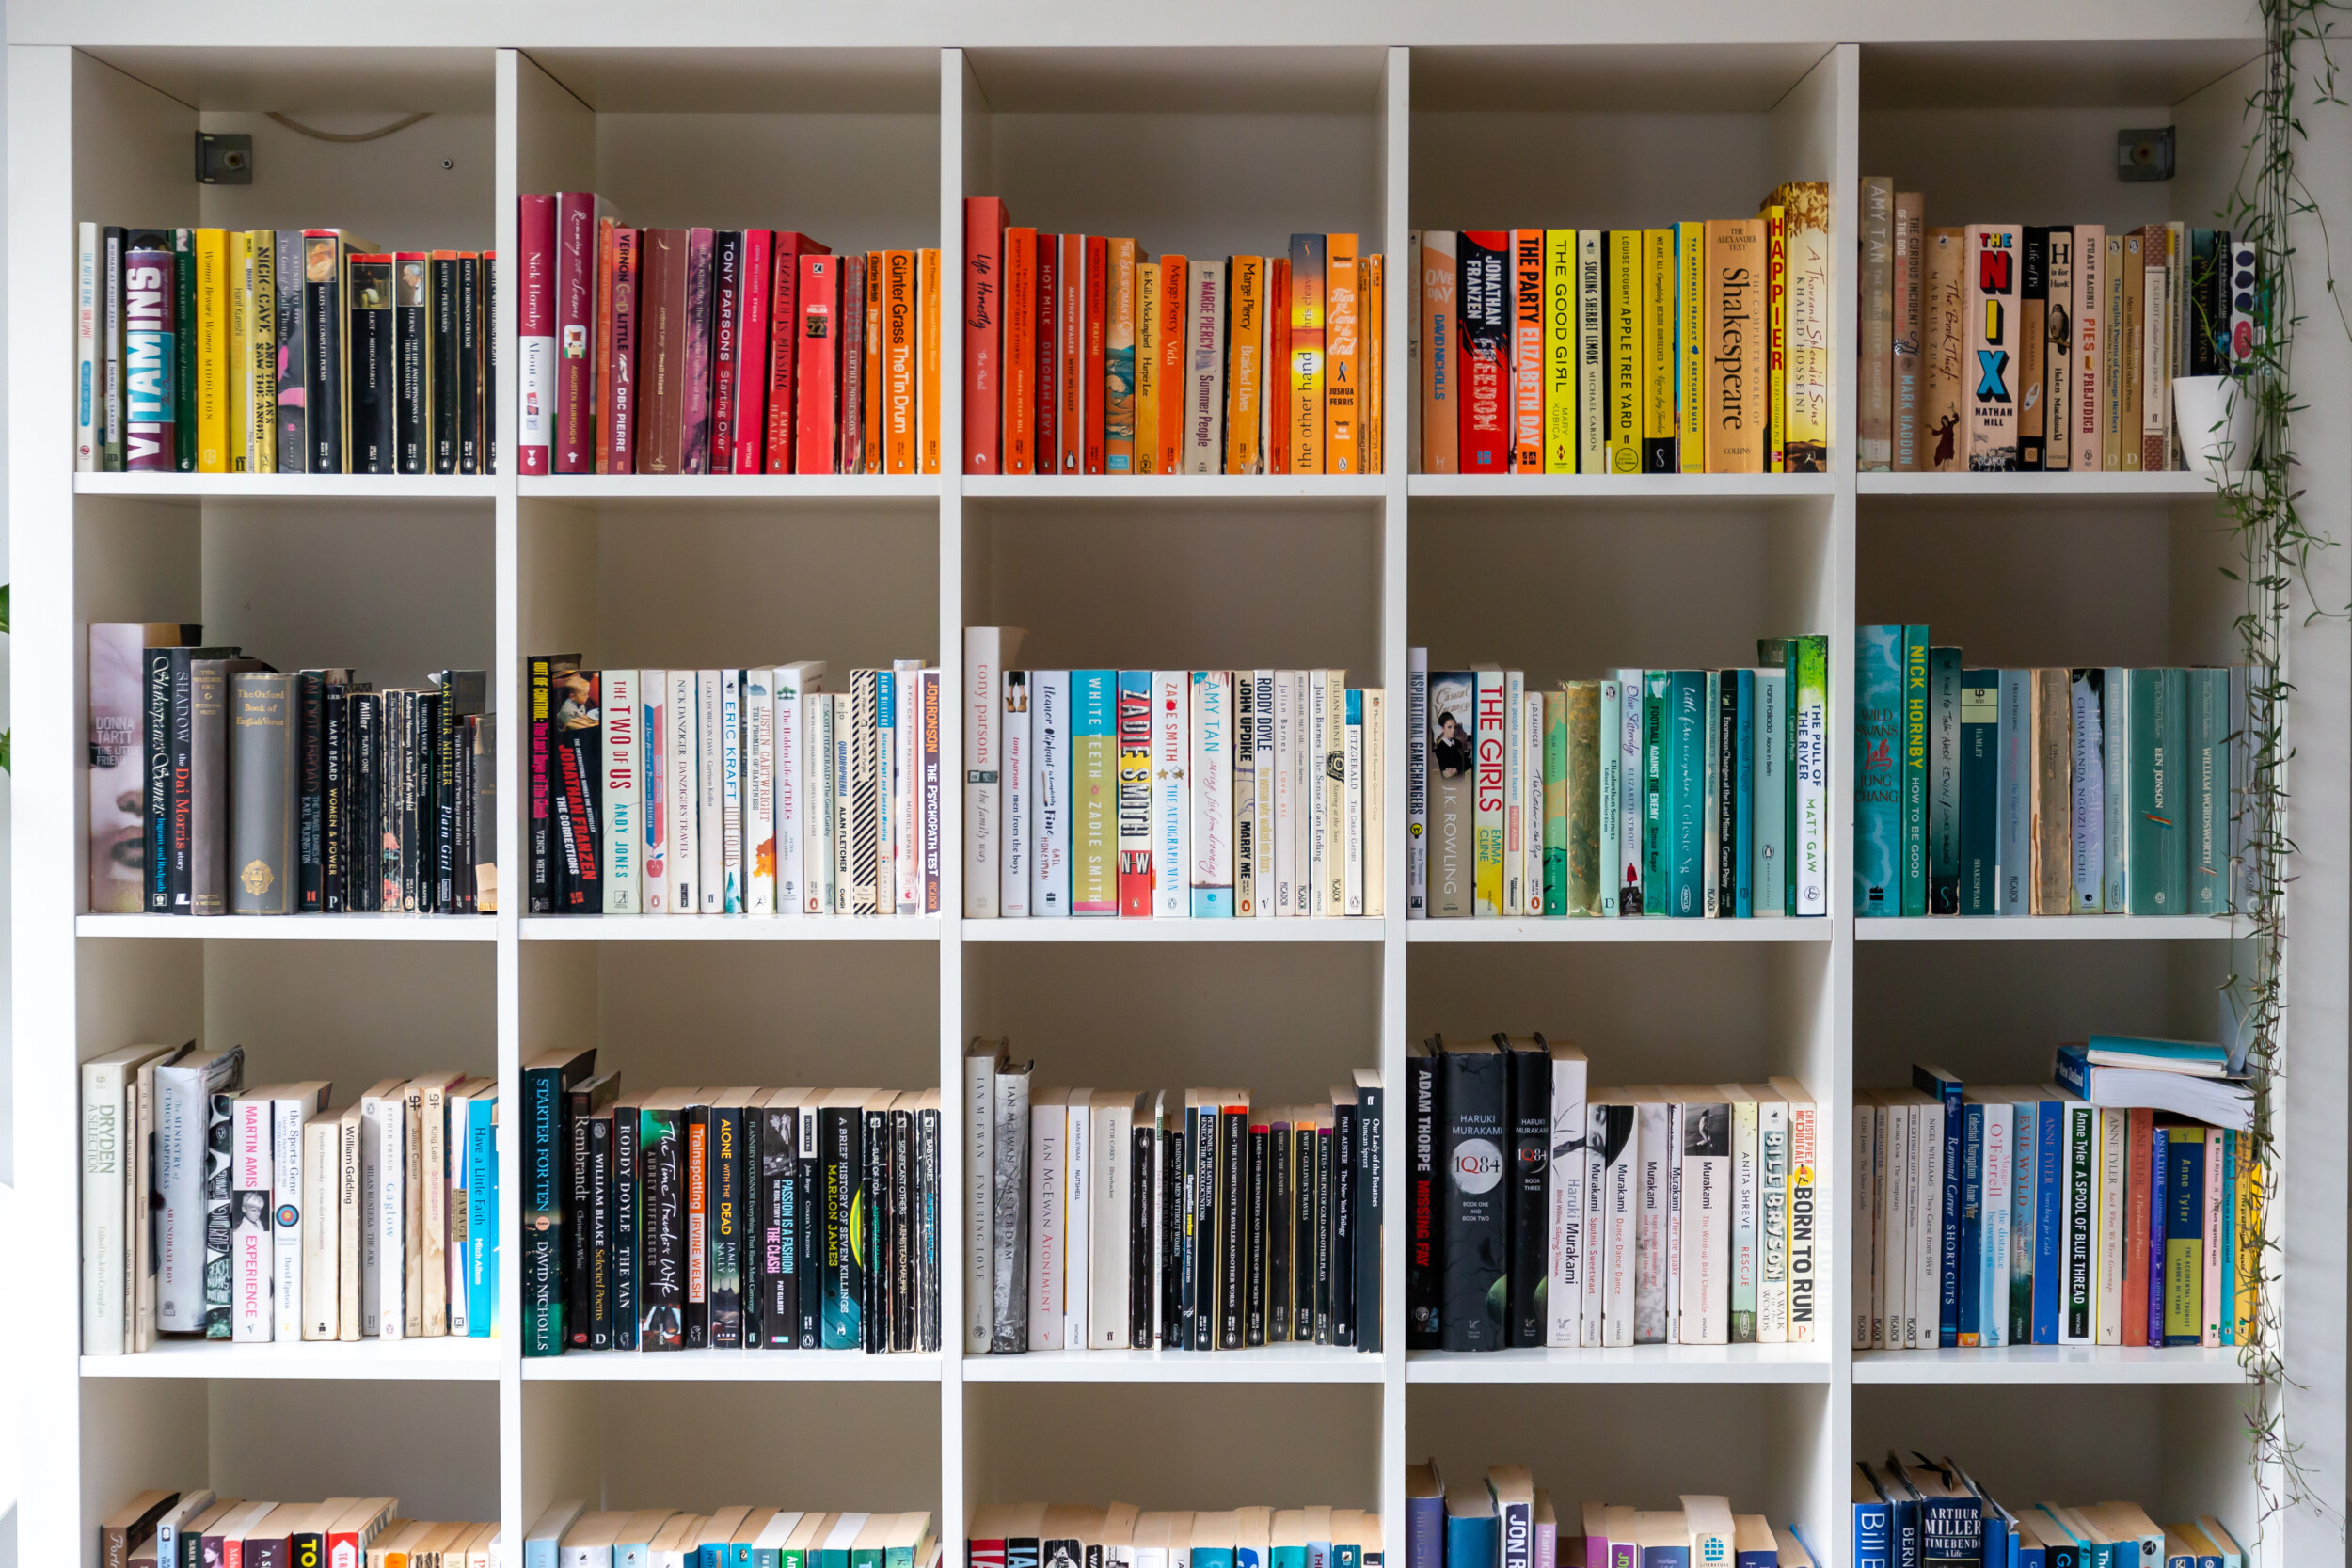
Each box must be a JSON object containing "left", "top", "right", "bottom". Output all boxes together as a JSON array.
[{"left": 2217, "top": 0, "right": 2344, "bottom": 1536}]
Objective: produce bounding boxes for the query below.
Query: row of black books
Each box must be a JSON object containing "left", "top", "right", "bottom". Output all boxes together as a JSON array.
[
  {"left": 521, "top": 1047, "right": 942, "bottom": 1356},
  {"left": 87, "top": 624, "right": 494, "bottom": 915},
  {"left": 963, "top": 1044, "right": 1384, "bottom": 1354}
]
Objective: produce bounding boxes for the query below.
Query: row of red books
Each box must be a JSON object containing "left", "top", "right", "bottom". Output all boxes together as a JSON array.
[{"left": 517, "top": 193, "right": 943, "bottom": 478}]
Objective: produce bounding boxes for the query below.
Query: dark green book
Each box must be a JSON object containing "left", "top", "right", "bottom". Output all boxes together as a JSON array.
[
  {"left": 2188, "top": 667, "right": 2232, "bottom": 913},
  {"left": 1901, "top": 624, "right": 1931, "bottom": 916},
  {"left": 1929, "top": 646, "right": 1963, "bottom": 913},
  {"left": 2128, "top": 668, "right": 2190, "bottom": 913},
  {"left": 1666, "top": 670, "right": 1706, "bottom": 916},
  {"left": 1642, "top": 671, "right": 1669, "bottom": 912},
  {"left": 1958, "top": 670, "right": 2000, "bottom": 914},
  {"left": 521, "top": 1045, "right": 596, "bottom": 1355}
]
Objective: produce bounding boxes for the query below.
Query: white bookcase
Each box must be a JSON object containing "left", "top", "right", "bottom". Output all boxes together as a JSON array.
[{"left": 12, "top": 19, "right": 2347, "bottom": 1568}]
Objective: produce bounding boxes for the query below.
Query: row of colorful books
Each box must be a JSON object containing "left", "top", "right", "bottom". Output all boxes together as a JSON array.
[
  {"left": 522, "top": 1048, "right": 941, "bottom": 1354},
  {"left": 530, "top": 660, "right": 942, "bottom": 917},
  {"left": 963, "top": 204, "right": 1385, "bottom": 476},
  {"left": 967, "top": 1505, "right": 1378, "bottom": 1568},
  {"left": 1405, "top": 642, "right": 1831, "bottom": 919},
  {"left": 75, "top": 226, "right": 495, "bottom": 475},
  {"left": 1857, "top": 1046, "right": 2254, "bottom": 1354},
  {"left": 1854, "top": 187, "right": 2257, "bottom": 472},
  {"left": 1853, "top": 1456, "right": 2245, "bottom": 1568},
  {"left": 1414, "top": 192, "right": 1832, "bottom": 477},
  {"left": 1411, "top": 1465, "right": 1814, "bottom": 1568},
  {"left": 1407, "top": 1037, "right": 1819, "bottom": 1352},
  {"left": 963, "top": 1045, "right": 1382, "bottom": 1354},
  {"left": 102, "top": 1494, "right": 485, "bottom": 1568},
  {"left": 81, "top": 1045, "right": 496, "bottom": 1355},
  {"left": 516, "top": 197, "right": 942, "bottom": 476},
  {"left": 533, "top": 1504, "right": 938, "bottom": 1568},
  {"left": 87, "top": 625, "right": 493, "bottom": 917},
  {"left": 1853, "top": 627, "right": 2246, "bottom": 917},
  {"left": 961, "top": 632, "right": 1386, "bottom": 918}
]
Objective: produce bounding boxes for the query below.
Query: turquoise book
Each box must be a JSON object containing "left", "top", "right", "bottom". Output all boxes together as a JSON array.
[
  {"left": 1667, "top": 670, "right": 1706, "bottom": 915},
  {"left": 1900, "top": 625, "right": 1930, "bottom": 915},
  {"left": 1732, "top": 667, "right": 1756, "bottom": 916},
  {"left": 467, "top": 1088, "right": 497, "bottom": 1335},
  {"left": 1442, "top": 1490, "right": 1496, "bottom": 1568},
  {"left": 1643, "top": 671, "right": 1669, "bottom": 913},
  {"left": 1854, "top": 625, "right": 1903, "bottom": 916},
  {"left": 1197, "top": 1547, "right": 1237, "bottom": 1568},
  {"left": 1928, "top": 645, "right": 1962, "bottom": 912},
  {"left": 1959, "top": 669, "right": 1999, "bottom": 914},
  {"left": 2128, "top": 668, "right": 2188, "bottom": 913},
  {"left": 2188, "top": 666, "right": 2230, "bottom": 913},
  {"left": 1753, "top": 665, "right": 1787, "bottom": 915}
]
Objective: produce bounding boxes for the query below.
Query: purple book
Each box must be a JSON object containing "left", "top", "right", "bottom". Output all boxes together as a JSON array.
[
  {"left": 123, "top": 246, "right": 178, "bottom": 471},
  {"left": 680, "top": 226, "right": 715, "bottom": 473}
]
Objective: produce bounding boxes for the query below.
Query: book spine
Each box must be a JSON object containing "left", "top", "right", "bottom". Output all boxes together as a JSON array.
[
  {"left": 1860, "top": 178, "right": 1893, "bottom": 467},
  {"left": 518, "top": 197, "right": 555, "bottom": 472},
  {"left": 795, "top": 254, "right": 840, "bottom": 475},
  {"left": 1189, "top": 672, "right": 1233, "bottom": 914},
  {"left": 603, "top": 671, "right": 640, "bottom": 913},
  {"left": 1407, "top": 649, "right": 1429, "bottom": 914},
  {"left": 1118, "top": 671, "right": 1155, "bottom": 915}
]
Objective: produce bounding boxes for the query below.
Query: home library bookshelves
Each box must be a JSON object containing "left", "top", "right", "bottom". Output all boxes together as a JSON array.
[{"left": 11, "top": 22, "right": 2348, "bottom": 1568}]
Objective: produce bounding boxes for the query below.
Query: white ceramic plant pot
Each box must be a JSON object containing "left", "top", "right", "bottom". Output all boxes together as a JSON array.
[{"left": 2173, "top": 374, "right": 2259, "bottom": 483}]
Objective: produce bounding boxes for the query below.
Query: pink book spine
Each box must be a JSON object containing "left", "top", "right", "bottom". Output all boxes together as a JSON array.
[
  {"left": 734, "top": 229, "right": 773, "bottom": 474},
  {"left": 553, "top": 191, "right": 596, "bottom": 473},
  {"left": 608, "top": 227, "right": 641, "bottom": 475},
  {"left": 517, "top": 193, "right": 556, "bottom": 475}
]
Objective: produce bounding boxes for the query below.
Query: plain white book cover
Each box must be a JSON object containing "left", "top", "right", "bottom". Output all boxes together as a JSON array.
[
  {"left": 1616, "top": 668, "right": 1645, "bottom": 912},
  {"left": 1680, "top": 1096, "right": 1731, "bottom": 1345},
  {"left": 269, "top": 1091, "right": 313, "bottom": 1342},
  {"left": 1602, "top": 1104, "right": 1637, "bottom": 1346},
  {"left": 1523, "top": 689, "right": 1545, "bottom": 914},
  {"left": 744, "top": 669, "right": 775, "bottom": 914},
  {"left": 799, "top": 691, "right": 830, "bottom": 914},
  {"left": 1581, "top": 1101, "right": 1606, "bottom": 1346},
  {"left": 1883, "top": 1100, "right": 1910, "bottom": 1348},
  {"left": 963, "top": 1047, "right": 995, "bottom": 1353},
  {"left": 696, "top": 670, "right": 725, "bottom": 912},
  {"left": 1664, "top": 1101, "right": 1683, "bottom": 1340},
  {"left": 639, "top": 671, "right": 669, "bottom": 914},
  {"left": 1343, "top": 693, "right": 1365, "bottom": 915},
  {"left": 1752, "top": 669, "right": 1788, "bottom": 916},
  {"left": 1726, "top": 1087, "right": 1758, "bottom": 1344},
  {"left": 230, "top": 1094, "right": 273, "bottom": 1342},
  {"left": 1504, "top": 669, "right": 1526, "bottom": 915},
  {"left": 1032, "top": 672, "right": 1072, "bottom": 916},
  {"left": 963, "top": 627, "right": 1025, "bottom": 917},
  {"left": 1002, "top": 673, "right": 1033, "bottom": 917},
  {"left": 1758, "top": 1094, "right": 1791, "bottom": 1345},
  {"left": 833, "top": 693, "right": 855, "bottom": 912},
  {"left": 666, "top": 670, "right": 698, "bottom": 915},
  {"left": 2095, "top": 1104, "right": 2127, "bottom": 1345},
  {"left": 1546, "top": 1050, "right": 1588, "bottom": 1347},
  {"left": 1322, "top": 672, "right": 1347, "bottom": 919},
  {"left": 1091, "top": 1093, "right": 1137, "bottom": 1346},
  {"left": 1064, "top": 1088, "right": 1091, "bottom": 1350},
  {"left": 1152, "top": 671, "right": 1188, "bottom": 917},
  {"left": 1028, "top": 1091, "right": 1065, "bottom": 1349},
  {"left": 1254, "top": 672, "right": 1279, "bottom": 917},
  {"left": 1406, "top": 647, "right": 1428, "bottom": 915},
  {"left": 77, "top": 222, "right": 98, "bottom": 468},
  {"left": 719, "top": 670, "right": 743, "bottom": 912},
  {"left": 1308, "top": 674, "right": 1329, "bottom": 916},
  {"left": 603, "top": 670, "right": 640, "bottom": 912},
  {"left": 775, "top": 661, "right": 825, "bottom": 912},
  {"left": 1190, "top": 673, "right": 1234, "bottom": 914},
  {"left": 1273, "top": 669, "right": 1298, "bottom": 915},
  {"left": 1851, "top": 1098, "right": 1875, "bottom": 1348},
  {"left": 1597, "top": 680, "right": 1622, "bottom": 916},
  {"left": 1293, "top": 672, "right": 1315, "bottom": 916},
  {"left": 1978, "top": 1093, "right": 2011, "bottom": 1348},
  {"left": 1914, "top": 1098, "right": 1942, "bottom": 1349},
  {"left": 894, "top": 658, "right": 924, "bottom": 915},
  {"left": 301, "top": 1115, "right": 339, "bottom": 1338},
  {"left": 79, "top": 1050, "right": 137, "bottom": 1354}
]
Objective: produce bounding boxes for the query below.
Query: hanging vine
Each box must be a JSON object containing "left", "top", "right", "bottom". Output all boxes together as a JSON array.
[{"left": 2218, "top": 0, "right": 2343, "bottom": 1536}]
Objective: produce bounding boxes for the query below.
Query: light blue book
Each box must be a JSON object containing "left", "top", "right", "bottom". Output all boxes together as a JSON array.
[
  {"left": 526, "top": 1501, "right": 587, "bottom": 1568},
  {"left": 1753, "top": 667, "right": 1787, "bottom": 917},
  {"left": 468, "top": 1089, "right": 498, "bottom": 1336}
]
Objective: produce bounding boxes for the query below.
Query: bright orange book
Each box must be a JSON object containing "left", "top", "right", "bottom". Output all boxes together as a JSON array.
[
  {"left": 1105, "top": 236, "right": 1138, "bottom": 472},
  {"left": 1004, "top": 228, "right": 1038, "bottom": 474},
  {"left": 1512, "top": 229, "right": 1545, "bottom": 472},
  {"left": 1083, "top": 234, "right": 1108, "bottom": 473},
  {"left": 1267, "top": 256, "right": 1292, "bottom": 473},
  {"left": 1363, "top": 253, "right": 1384, "bottom": 476},
  {"left": 1290, "top": 234, "right": 1327, "bottom": 474},
  {"left": 1325, "top": 234, "right": 1360, "bottom": 472},
  {"left": 883, "top": 249, "right": 916, "bottom": 473},
  {"left": 1061, "top": 234, "right": 1086, "bottom": 474},
  {"left": 920, "top": 246, "right": 942, "bottom": 474},
  {"left": 1156, "top": 253, "right": 1188, "bottom": 475},
  {"left": 865, "top": 251, "right": 884, "bottom": 473},
  {"left": 1225, "top": 255, "right": 1265, "bottom": 474}
]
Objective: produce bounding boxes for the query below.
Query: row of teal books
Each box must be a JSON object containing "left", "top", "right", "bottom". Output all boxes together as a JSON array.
[
  {"left": 1853, "top": 626, "right": 2243, "bottom": 917},
  {"left": 1853, "top": 1454, "right": 2247, "bottom": 1568},
  {"left": 1408, "top": 1461, "right": 1818, "bottom": 1568},
  {"left": 529, "top": 1504, "right": 937, "bottom": 1568}
]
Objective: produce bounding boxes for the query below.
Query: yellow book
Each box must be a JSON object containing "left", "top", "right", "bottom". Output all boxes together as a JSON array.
[
  {"left": 1543, "top": 230, "right": 1577, "bottom": 471},
  {"left": 1677, "top": 221, "right": 1707, "bottom": 473},
  {"left": 1224, "top": 254, "right": 1263, "bottom": 474},
  {"left": 2233, "top": 1133, "right": 2260, "bottom": 1345},
  {"left": 226, "top": 230, "right": 251, "bottom": 472},
  {"left": 1360, "top": 253, "right": 1382, "bottom": 476},
  {"left": 1642, "top": 228, "right": 1674, "bottom": 472},
  {"left": 1606, "top": 230, "right": 1640, "bottom": 473},
  {"left": 1106, "top": 236, "right": 1138, "bottom": 472},
  {"left": 194, "top": 229, "right": 230, "bottom": 473},
  {"left": 1325, "top": 233, "right": 1360, "bottom": 473},
  {"left": 246, "top": 231, "right": 277, "bottom": 474},
  {"left": 1134, "top": 261, "right": 1161, "bottom": 473},
  {"left": 920, "top": 247, "right": 942, "bottom": 474},
  {"left": 1759, "top": 204, "right": 1787, "bottom": 472}
]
